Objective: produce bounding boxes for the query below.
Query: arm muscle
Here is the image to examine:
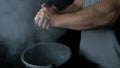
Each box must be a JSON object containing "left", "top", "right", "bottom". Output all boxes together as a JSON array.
[{"left": 52, "top": 0, "right": 118, "bottom": 30}]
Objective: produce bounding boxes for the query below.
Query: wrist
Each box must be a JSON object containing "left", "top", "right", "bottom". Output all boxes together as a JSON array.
[{"left": 50, "top": 14, "right": 59, "bottom": 27}]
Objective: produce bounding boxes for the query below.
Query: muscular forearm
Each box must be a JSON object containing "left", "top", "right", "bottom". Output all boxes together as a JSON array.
[
  {"left": 52, "top": 0, "right": 118, "bottom": 30},
  {"left": 53, "top": 10, "right": 118, "bottom": 30}
]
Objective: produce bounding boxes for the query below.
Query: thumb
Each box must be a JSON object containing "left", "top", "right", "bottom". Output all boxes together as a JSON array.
[
  {"left": 41, "top": 3, "right": 46, "bottom": 8},
  {"left": 51, "top": 5, "right": 58, "bottom": 10}
]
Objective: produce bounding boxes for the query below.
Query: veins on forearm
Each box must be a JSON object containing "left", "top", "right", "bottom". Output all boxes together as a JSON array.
[{"left": 52, "top": 0, "right": 118, "bottom": 30}]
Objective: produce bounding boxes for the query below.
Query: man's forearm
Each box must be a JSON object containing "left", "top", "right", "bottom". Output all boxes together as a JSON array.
[
  {"left": 52, "top": 0, "right": 118, "bottom": 30},
  {"left": 53, "top": 10, "right": 117, "bottom": 30}
]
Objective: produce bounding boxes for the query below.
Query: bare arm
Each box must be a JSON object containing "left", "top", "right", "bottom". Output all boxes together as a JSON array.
[
  {"left": 51, "top": 0, "right": 119, "bottom": 30},
  {"left": 34, "top": 0, "right": 83, "bottom": 29}
]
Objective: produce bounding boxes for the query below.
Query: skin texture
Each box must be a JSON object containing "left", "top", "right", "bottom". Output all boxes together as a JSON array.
[{"left": 34, "top": 0, "right": 120, "bottom": 30}]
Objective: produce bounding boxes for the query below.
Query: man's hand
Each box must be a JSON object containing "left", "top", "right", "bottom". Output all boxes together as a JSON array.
[
  {"left": 34, "top": 4, "right": 58, "bottom": 30},
  {"left": 40, "top": 0, "right": 118, "bottom": 30}
]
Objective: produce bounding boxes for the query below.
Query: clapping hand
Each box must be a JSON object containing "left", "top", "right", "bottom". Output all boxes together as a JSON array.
[{"left": 34, "top": 3, "right": 58, "bottom": 30}]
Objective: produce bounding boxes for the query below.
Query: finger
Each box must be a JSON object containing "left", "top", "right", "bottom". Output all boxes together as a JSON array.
[
  {"left": 42, "top": 19, "right": 48, "bottom": 29},
  {"left": 36, "top": 16, "right": 41, "bottom": 25},
  {"left": 51, "top": 5, "right": 57, "bottom": 10},
  {"left": 35, "top": 13, "right": 42, "bottom": 24},
  {"left": 43, "top": 19, "right": 50, "bottom": 30},
  {"left": 40, "top": 7, "right": 47, "bottom": 12},
  {"left": 38, "top": 16, "right": 44, "bottom": 27},
  {"left": 46, "top": 22, "right": 50, "bottom": 30},
  {"left": 34, "top": 13, "right": 40, "bottom": 22},
  {"left": 36, "top": 11, "right": 44, "bottom": 17},
  {"left": 35, "top": 11, "right": 44, "bottom": 24},
  {"left": 34, "top": 16, "right": 41, "bottom": 24},
  {"left": 45, "top": 18, "right": 51, "bottom": 30},
  {"left": 34, "top": 16, "right": 38, "bottom": 24},
  {"left": 41, "top": 3, "right": 46, "bottom": 8}
]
